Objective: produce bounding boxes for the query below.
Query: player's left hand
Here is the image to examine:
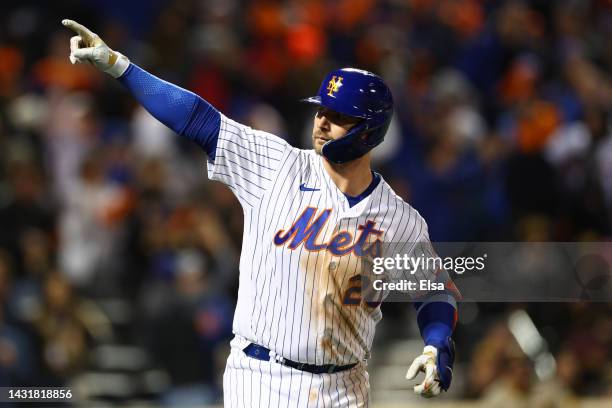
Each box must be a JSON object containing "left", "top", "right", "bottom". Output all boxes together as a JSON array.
[
  {"left": 406, "top": 345, "right": 443, "bottom": 398},
  {"left": 407, "top": 338, "right": 455, "bottom": 398}
]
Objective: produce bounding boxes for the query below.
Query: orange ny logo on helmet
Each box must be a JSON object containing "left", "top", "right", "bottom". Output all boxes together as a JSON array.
[{"left": 326, "top": 76, "right": 343, "bottom": 97}]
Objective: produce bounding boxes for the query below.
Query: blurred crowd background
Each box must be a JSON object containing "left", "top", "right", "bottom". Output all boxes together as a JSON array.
[{"left": 0, "top": 0, "right": 611, "bottom": 406}]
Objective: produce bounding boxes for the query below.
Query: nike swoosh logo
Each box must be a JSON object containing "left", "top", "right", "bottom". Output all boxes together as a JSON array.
[{"left": 299, "top": 183, "right": 320, "bottom": 192}]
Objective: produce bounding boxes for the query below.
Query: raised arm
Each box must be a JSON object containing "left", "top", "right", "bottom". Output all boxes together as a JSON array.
[
  {"left": 62, "top": 19, "right": 292, "bottom": 210},
  {"left": 62, "top": 19, "right": 220, "bottom": 158}
]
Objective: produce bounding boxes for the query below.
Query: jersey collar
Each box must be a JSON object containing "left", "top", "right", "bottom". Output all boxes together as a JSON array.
[{"left": 313, "top": 151, "right": 384, "bottom": 219}]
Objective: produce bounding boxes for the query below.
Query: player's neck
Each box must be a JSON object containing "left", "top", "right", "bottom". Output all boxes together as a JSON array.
[{"left": 322, "top": 155, "right": 373, "bottom": 196}]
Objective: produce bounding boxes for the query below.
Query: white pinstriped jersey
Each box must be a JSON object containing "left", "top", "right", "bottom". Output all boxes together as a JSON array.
[{"left": 208, "top": 114, "right": 434, "bottom": 366}]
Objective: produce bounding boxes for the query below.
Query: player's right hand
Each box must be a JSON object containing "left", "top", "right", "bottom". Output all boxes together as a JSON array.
[{"left": 61, "top": 19, "right": 130, "bottom": 78}]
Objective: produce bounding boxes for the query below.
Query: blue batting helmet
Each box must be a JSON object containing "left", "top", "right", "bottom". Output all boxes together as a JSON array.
[{"left": 302, "top": 68, "right": 393, "bottom": 164}]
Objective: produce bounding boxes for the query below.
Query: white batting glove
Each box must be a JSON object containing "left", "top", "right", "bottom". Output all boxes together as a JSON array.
[
  {"left": 61, "top": 19, "right": 130, "bottom": 78},
  {"left": 405, "top": 345, "right": 442, "bottom": 398}
]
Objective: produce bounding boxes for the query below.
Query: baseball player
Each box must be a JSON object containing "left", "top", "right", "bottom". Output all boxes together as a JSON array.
[{"left": 62, "top": 19, "right": 458, "bottom": 407}]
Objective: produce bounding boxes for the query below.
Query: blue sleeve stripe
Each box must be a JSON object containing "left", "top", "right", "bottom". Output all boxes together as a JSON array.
[
  {"left": 182, "top": 97, "right": 221, "bottom": 158},
  {"left": 118, "top": 63, "right": 220, "bottom": 157},
  {"left": 415, "top": 301, "right": 456, "bottom": 347},
  {"left": 414, "top": 293, "right": 457, "bottom": 313}
]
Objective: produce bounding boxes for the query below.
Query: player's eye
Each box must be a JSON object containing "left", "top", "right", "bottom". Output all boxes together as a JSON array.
[
  {"left": 317, "top": 108, "right": 357, "bottom": 127},
  {"left": 316, "top": 107, "right": 330, "bottom": 119}
]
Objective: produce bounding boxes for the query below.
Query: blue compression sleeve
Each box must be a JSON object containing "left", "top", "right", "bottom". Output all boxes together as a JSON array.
[
  {"left": 414, "top": 301, "right": 456, "bottom": 348},
  {"left": 117, "top": 63, "right": 221, "bottom": 158},
  {"left": 415, "top": 300, "right": 457, "bottom": 391}
]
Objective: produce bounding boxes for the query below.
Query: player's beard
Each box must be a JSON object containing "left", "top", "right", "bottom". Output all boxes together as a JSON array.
[{"left": 313, "top": 130, "right": 331, "bottom": 155}]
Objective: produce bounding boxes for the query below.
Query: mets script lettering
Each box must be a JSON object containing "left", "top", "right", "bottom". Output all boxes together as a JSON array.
[{"left": 273, "top": 207, "right": 383, "bottom": 257}]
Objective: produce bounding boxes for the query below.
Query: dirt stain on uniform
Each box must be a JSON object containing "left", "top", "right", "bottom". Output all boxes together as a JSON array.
[
  {"left": 309, "top": 389, "right": 318, "bottom": 402},
  {"left": 318, "top": 253, "right": 374, "bottom": 363},
  {"left": 297, "top": 219, "right": 382, "bottom": 364}
]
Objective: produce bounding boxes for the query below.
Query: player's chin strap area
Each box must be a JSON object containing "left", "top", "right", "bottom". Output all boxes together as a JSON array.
[{"left": 243, "top": 343, "right": 357, "bottom": 374}]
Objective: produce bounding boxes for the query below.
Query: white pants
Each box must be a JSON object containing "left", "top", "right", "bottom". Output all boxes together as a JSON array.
[{"left": 223, "top": 341, "right": 370, "bottom": 407}]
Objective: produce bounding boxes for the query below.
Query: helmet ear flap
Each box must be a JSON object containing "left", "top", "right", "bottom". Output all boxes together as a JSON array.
[
  {"left": 358, "top": 117, "right": 390, "bottom": 148},
  {"left": 360, "top": 130, "right": 380, "bottom": 147}
]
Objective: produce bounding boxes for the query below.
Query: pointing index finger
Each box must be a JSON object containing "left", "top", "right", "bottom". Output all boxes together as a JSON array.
[{"left": 62, "top": 19, "right": 95, "bottom": 43}]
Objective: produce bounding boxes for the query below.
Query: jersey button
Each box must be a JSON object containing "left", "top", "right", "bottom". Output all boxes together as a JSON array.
[{"left": 329, "top": 261, "right": 337, "bottom": 271}]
